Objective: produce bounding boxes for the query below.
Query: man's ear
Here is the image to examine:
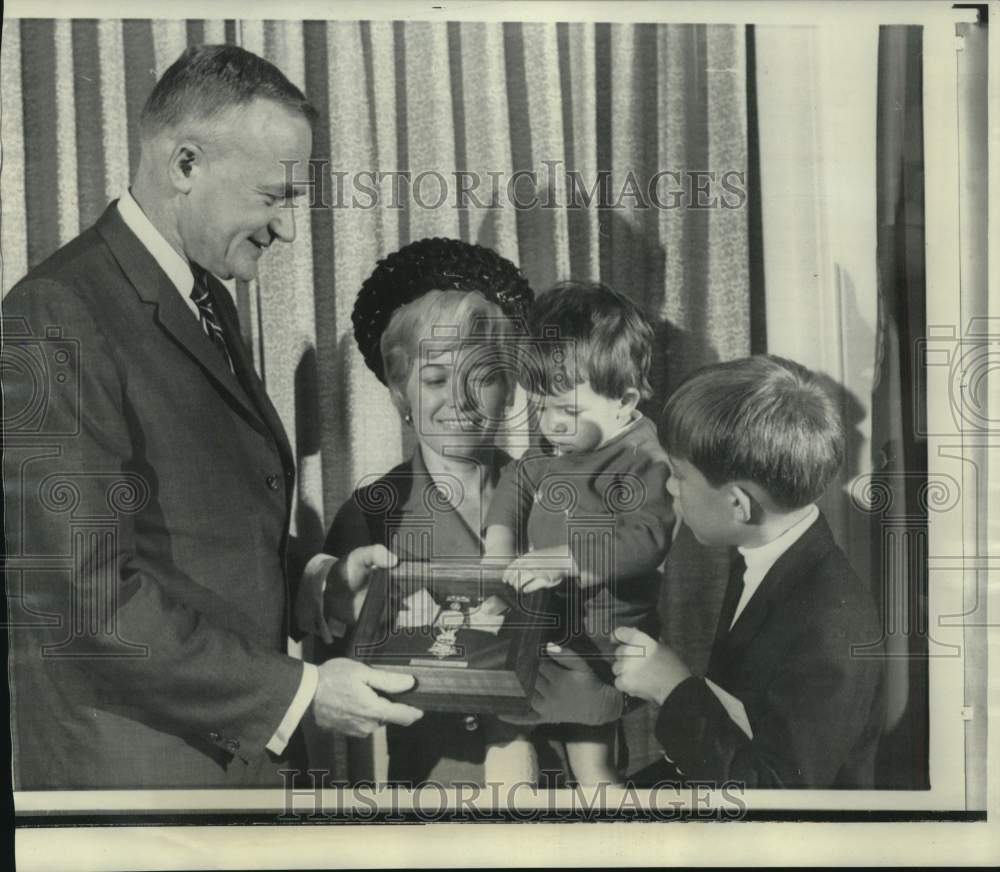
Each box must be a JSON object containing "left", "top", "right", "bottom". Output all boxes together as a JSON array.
[
  {"left": 729, "top": 484, "right": 754, "bottom": 525},
  {"left": 168, "top": 142, "right": 203, "bottom": 194}
]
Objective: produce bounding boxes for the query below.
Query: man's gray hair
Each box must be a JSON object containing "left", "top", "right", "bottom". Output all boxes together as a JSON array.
[{"left": 140, "top": 44, "right": 318, "bottom": 138}]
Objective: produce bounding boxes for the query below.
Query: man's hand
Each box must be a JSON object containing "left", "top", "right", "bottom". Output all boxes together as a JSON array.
[
  {"left": 502, "top": 547, "right": 574, "bottom": 594},
  {"left": 501, "top": 642, "right": 624, "bottom": 726},
  {"left": 612, "top": 626, "right": 692, "bottom": 707},
  {"left": 312, "top": 658, "right": 423, "bottom": 737}
]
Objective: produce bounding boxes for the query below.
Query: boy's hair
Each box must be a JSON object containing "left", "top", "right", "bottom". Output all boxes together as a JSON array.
[
  {"left": 661, "top": 355, "right": 846, "bottom": 510},
  {"left": 518, "top": 281, "right": 654, "bottom": 400}
]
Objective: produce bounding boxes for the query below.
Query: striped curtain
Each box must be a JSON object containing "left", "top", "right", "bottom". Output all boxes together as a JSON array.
[{"left": 1, "top": 17, "right": 751, "bottom": 778}]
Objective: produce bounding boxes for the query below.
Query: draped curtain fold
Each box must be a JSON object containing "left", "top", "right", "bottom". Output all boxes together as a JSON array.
[
  {"left": 872, "top": 23, "right": 929, "bottom": 791},
  {"left": 3, "top": 17, "right": 751, "bottom": 779},
  {"left": 752, "top": 20, "right": 937, "bottom": 792}
]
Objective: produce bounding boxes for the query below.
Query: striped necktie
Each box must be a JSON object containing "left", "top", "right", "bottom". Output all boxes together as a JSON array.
[{"left": 190, "top": 268, "right": 233, "bottom": 372}]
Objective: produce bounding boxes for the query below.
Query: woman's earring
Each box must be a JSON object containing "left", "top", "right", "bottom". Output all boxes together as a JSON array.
[{"left": 404, "top": 411, "right": 413, "bottom": 425}]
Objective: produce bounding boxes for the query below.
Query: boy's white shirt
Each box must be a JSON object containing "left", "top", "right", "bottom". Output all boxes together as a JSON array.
[
  {"left": 703, "top": 679, "right": 755, "bottom": 739},
  {"left": 732, "top": 504, "right": 820, "bottom": 628},
  {"left": 700, "top": 504, "right": 821, "bottom": 740}
]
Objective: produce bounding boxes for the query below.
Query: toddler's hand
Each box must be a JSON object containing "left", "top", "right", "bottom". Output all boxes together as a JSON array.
[
  {"left": 502, "top": 549, "right": 572, "bottom": 593},
  {"left": 612, "top": 626, "right": 692, "bottom": 707}
]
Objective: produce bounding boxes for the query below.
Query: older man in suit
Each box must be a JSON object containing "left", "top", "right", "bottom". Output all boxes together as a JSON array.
[{"left": 3, "top": 44, "right": 420, "bottom": 789}]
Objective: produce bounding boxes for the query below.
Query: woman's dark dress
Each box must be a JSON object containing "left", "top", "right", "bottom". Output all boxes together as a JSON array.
[{"left": 323, "top": 446, "right": 558, "bottom": 785}]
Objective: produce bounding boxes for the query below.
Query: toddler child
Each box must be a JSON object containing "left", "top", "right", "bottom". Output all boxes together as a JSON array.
[{"left": 484, "top": 281, "right": 674, "bottom": 785}]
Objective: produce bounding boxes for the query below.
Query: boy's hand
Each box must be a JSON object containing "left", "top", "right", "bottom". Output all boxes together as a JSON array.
[
  {"left": 502, "top": 547, "right": 574, "bottom": 593},
  {"left": 612, "top": 626, "right": 692, "bottom": 707}
]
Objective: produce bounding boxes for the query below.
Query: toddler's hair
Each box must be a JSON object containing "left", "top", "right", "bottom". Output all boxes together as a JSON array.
[
  {"left": 517, "top": 280, "right": 654, "bottom": 400},
  {"left": 661, "top": 354, "right": 846, "bottom": 510}
]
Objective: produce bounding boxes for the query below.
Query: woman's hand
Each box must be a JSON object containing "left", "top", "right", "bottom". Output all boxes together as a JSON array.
[
  {"left": 339, "top": 544, "right": 398, "bottom": 593},
  {"left": 294, "top": 555, "right": 340, "bottom": 643},
  {"left": 501, "top": 642, "right": 625, "bottom": 726},
  {"left": 324, "top": 545, "right": 398, "bottom": 634}
]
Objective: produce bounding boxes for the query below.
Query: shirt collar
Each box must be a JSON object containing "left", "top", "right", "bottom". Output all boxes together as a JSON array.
[
  {"left": 604, "top": 409, "right": 644, "bottom": 446},
  {"left": 117, "top": 189, "right": 195, "bottom": 301},
  {"left": 552, "top": 410, "right": 644, "bottom": 457},
  {"left": 738, "top": 504, "right": 820, "bottom": 582}
]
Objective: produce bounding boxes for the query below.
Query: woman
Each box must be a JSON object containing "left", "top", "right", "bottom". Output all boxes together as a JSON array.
[
  {"left": 305, "top": 238, "right": 627, "bottom": 786},
  {"left": 322, "top": 238, "right": 539, "bottom": 784}
]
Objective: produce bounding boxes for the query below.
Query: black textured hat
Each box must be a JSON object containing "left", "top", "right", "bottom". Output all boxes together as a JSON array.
[{"left": 352, "top": 237, "right": 535, "bottom": 385}]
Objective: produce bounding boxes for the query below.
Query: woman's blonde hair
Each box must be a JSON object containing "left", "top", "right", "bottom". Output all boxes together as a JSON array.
[{"left": 380, "top": 289, "right": 515, "bottom": 412}]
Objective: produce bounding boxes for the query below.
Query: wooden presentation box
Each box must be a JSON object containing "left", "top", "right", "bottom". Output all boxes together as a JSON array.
[{"left": 350, "top": 560, "right": 554, "bottom": 715}]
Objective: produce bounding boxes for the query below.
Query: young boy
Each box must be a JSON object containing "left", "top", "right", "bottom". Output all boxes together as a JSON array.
[
  {"left": 613, "top": 355, "right": 885, "bottom": 788},
  {"left": 484, "top": 281, "right": 675, "bottom": 785}
]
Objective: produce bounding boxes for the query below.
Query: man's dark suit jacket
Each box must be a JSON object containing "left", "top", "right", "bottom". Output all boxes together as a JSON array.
[
  {"left": 649, "top": 513, "right": 885, "bottom": 788},
  {"left": 3, "top": 203, "right": 305, "bottom": 788}
]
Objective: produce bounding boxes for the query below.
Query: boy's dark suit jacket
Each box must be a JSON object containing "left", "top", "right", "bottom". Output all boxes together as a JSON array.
[
  {"left": 4, "top": 204, "right": 306, "bottom": 788},
  {"left": 646, "top": 513, "right": 885, "bottom": 788}
]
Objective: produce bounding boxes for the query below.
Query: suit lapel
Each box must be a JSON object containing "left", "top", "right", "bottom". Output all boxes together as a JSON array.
[
  {"left": 717, "top": 514, "right": 835, "bottom": 662},
  {"left": 205, "top": 273, "right": 294, "bottom": 476},
  {"left": 95, "top": 203, "right": 271, "bottom": 440}
]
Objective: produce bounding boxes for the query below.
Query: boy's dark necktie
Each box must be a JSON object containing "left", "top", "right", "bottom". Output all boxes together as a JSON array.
[
  {"left": 716, "top": 553, "right": 747, "bottom": 639},
  {"left": 706, "top": 554, "right": 747, "bottom": 677},
  {"left": 190, "top": 268, "right": 234, "bottom": 372}
]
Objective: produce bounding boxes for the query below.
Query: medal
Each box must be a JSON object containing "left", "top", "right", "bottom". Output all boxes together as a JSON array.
[
  {"left": 428, "top": 627, "right": 459, "bottom": 659},
  {"left": 429, "top": 608, "right": 464, "bottom": 658}
]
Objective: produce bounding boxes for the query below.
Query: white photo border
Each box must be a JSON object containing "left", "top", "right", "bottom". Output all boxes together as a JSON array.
[{"left": 4, "top": 0, "right": 996, "bottom": 867}]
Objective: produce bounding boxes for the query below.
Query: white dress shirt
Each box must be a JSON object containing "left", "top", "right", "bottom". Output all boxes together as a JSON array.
[
  {"left": 117, "top": 191, "right": 318, "bottom": 756},
  {"left": 731, "top": 504, "right": 820, "bottom": 629},
  {"left": 117, "top": 190, "right": 199, "bottom": 320},
  {"left": 695, "top": 504, "right": 821, "bottom": 744}
]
